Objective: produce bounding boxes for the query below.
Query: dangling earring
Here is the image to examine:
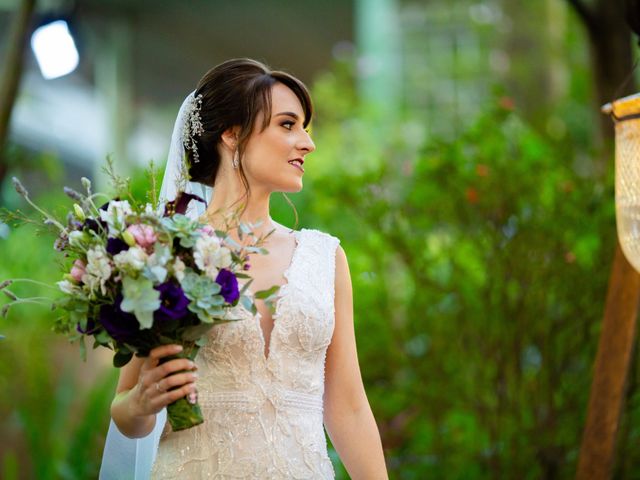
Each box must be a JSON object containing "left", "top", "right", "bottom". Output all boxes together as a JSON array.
[{"left": 232, "top": 149, "right": 239, "bottom": 169}]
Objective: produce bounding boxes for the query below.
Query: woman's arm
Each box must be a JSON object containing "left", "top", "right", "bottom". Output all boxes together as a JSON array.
[
  {"left": 324, "top": 246, "right": 388, "bottom": 479},
  {"left": 111, "top": 344, "right": 198, "bottom": 438}
]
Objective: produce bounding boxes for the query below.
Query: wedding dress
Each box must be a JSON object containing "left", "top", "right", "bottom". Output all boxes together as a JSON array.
[{"left": 149, "top": 227, "right": 340, "bottom": 479}]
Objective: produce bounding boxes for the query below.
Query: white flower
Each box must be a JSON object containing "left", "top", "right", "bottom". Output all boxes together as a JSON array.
[
  {"left": 113, "top": 246, "right": 148, "bottom": 272},
  {"left": 57, "top": 279, "right": 81, "bottom": 295},
  {"left": 145, "top": 251, "right": 169, "bottom": 283},
  {"left": 82, "top": 245, "right": 112, "bottom": 295},
  {"left": 143, "top": 203, "right": 155, "bottom": 215},
  {"left": 193, "top": 235, "right": 232, "bottom": 279},
  {"left": 99, "top": 200, "right": 133, "bottom": 235},
  {"left": 68, "top": 230, "right": 86, "bottom": 247},
  {"left": 172, "top": 257, "right": 186, "bottom": 282},
  {"left": 214, "top": 246, "right": 232, "bottom": 269}
]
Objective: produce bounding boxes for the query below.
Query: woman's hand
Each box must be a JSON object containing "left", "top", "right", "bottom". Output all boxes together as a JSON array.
[{"left": 130, "top": 344, "right": 198, "bottom": 417}]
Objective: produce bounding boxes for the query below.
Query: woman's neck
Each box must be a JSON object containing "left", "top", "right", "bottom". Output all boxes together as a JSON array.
[{"left": 204, "top": 180, "right": 274, "bottom": 238}]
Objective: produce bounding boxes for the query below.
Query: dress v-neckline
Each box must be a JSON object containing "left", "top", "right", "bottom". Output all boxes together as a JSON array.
[{"left": 251, "top": 229, "right": 303, "bottom": 363}]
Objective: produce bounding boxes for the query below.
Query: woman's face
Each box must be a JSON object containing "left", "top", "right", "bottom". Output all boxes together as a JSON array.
[{"left": 240, "top": 82, "right": 315, "bottom": 194}]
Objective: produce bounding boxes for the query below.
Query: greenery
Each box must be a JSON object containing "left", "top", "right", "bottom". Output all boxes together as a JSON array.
[
  {"left": 290, "top": 72, "right": 620, "bottom": 477},
  {"left": 2, "top": 6, "right": 640, "bottom": 478}
]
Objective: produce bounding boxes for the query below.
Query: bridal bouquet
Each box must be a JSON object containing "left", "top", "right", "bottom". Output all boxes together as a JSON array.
[{"left": 1, "top": 162, "right": 276, "bottom": 431}]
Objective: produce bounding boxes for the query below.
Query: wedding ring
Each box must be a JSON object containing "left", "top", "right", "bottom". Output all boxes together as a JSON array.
[{"left": 155, "top": 382, "right": 162, "bottom": 392}]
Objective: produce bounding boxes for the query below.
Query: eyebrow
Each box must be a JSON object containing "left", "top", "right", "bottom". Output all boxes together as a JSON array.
[{"left": 274, "top": 111, "right": 300, "bottom": 120}]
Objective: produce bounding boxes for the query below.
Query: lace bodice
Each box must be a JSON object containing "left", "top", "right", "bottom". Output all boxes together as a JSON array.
[{"left": 150, "top": 228, "right": 340, "bottom": 479}]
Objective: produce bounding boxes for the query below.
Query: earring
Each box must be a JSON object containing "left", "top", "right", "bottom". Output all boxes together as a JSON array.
[{"left": 232, "top": 149, "right": 239, "bottom": 169}]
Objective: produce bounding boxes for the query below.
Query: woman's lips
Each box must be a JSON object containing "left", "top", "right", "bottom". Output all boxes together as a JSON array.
[{"left": 288, "top": 159, "right": 304, "bottom": 173}]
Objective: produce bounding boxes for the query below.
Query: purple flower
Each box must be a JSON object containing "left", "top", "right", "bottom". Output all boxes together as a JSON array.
[
  {"left": 54, "top": 233, "right": 69, "bottom": 252},
  {"left": 83, "top": 217, "right": 107, "bottom": 234},
  {"left": 154, "top": 282, "right": 190, "bottom": 322},
  {"left": 163, "top": 192, "right": 206, "bottom": 217},
  {"left": 106, "top": 237, "right": 129, "bottom": 255},
  {"left": 99, "top": 294, "right": 141, "bottom": 344},
  {"left": 216, "top": 269, "right": 239, "bottom": 304},
  {"left": 67, "top": 212, "right": 83, "bottom": 230},
  {"left": 76, "top": 318, "right": 98, "bottom": 335}
]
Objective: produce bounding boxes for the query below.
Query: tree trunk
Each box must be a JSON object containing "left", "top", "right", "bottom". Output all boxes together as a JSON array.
[
  {"left": 570, "top": 0, "right": 640, "bottom": 479},
  {"left": 0, "top": 0, "right": 37, "bottom": 185}
]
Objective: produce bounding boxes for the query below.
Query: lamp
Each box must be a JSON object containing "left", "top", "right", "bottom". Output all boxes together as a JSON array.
[
  {"left": 30, "top": 19, "right": 79, "bottom": 80},
  {"left": 603, "top": 93, "right": 640, "bottom": 272}
]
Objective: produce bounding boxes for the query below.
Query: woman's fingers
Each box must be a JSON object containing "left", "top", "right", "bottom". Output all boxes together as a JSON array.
[
  {"left": 155, "top": 371, "right": 198, "bottom": 393},
  {"left": 140, "top": 344, "right": 196, "bottom": 384},
  {"left": 144, "top": 358, "right": 197, "bottom": 385},
  {"left": 147, "top": 344, "right": 183, "bottom": 368},
  {"left": 132, "top": 344, "right": 200, "bottom": 415},
  {"left": 149, "top": 382, "right": 197, "bottom": 411}
]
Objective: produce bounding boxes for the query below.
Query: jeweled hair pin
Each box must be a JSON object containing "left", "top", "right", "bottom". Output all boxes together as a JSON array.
[{"left": 182, "top": 93, "right": 204, "bottom": 163}]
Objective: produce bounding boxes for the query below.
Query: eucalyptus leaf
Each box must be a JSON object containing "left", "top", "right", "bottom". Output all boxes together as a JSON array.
[
  {"left": 254, "top": 285, "right": 280, "bottom": 299},
  {"left": 240, "top": 295, "right": 256, "bottom": 315},
  {"left": 239, "top": 223, "right": 252, "bottom": 235}
]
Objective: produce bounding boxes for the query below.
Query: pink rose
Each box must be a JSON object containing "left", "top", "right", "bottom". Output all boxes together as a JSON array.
[
  {"left": 70, "top": 259, "right": 86, "bottom": 282},
  {"left": 126, "top": 224, "right": 157, "bottom": 249},
  {"left": 200, "top": 225, "right": 216, "bottom": 237}
]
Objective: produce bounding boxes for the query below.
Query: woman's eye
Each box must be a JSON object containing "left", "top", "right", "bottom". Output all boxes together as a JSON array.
[{"left": 281, "top": 121, "right": 294, "bottom": 130}]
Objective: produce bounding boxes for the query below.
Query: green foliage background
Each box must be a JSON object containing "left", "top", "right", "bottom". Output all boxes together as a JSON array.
[{"left": 2, "top": 35, "right": 640, "bottom": 480}]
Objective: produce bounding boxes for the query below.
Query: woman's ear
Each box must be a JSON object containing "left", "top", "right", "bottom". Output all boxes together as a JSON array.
[{"left": 220, "top": 126, "right": 239, "bottom": 151}]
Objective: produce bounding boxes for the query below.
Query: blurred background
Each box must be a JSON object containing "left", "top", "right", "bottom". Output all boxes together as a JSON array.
[{"left": 0, "top": 0, "right": 638, "bottom": 478}]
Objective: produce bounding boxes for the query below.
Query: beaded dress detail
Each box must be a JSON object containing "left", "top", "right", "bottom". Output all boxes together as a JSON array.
[{"left": 150, "top": 229, "right": 340, "bottom": 479}]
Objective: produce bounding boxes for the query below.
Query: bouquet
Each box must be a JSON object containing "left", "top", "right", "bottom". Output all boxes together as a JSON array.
[{"left": 1, "top": 162, "right": 277, "bottom": 431}]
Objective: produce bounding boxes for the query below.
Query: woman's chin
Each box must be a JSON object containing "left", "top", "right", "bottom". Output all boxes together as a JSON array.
[{"left": 277, "top": 179, "right": 303, "bottom": 193}]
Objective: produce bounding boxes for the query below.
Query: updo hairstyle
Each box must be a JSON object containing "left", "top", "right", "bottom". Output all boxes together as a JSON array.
[{"left": 186, "top": 58, "right": 313, "bottom": 197}]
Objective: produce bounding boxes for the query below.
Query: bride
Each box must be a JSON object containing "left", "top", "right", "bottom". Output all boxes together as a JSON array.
[{"left": 101, "top": 58, "right": 388, "bottom": 479}]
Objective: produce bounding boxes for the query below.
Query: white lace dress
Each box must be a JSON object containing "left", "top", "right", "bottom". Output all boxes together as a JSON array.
[{"left": 150, "top": 228, "right": 340, "bottom": 479}]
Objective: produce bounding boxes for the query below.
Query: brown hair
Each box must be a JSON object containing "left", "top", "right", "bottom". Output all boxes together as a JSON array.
[{"left": 187, "top": 58, "right": 313, "bottom": 200}]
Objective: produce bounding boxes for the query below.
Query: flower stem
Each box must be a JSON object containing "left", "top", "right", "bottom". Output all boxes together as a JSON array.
[
  {"left": 12, "top": 297, "right": 53, "bottom": 303},
  {"left": 5, "top": 279, "right": 58, "bottom": 290},
  {"left": 20, "top": 195, "right": 66, "bottom": 232},
  {"left": 87, "top": 193, "right": 110, "bottom": 216}
]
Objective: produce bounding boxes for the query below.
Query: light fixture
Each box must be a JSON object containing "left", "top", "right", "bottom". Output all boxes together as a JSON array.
[
  {"left": 31, "top": 19, "right": 79, "bottom": 80},
  {"left": 603, "top": 93, "right": 640, "bottom": 272}
]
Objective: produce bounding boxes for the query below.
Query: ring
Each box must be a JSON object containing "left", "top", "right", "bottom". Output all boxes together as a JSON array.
[{"left": 155, "top": 382, "right": 162, "bottom": 392}]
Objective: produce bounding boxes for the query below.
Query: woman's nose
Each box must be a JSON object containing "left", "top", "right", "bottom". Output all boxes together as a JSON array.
[{"left": 298, "top": 131, "right": 316, "bottom": 154}]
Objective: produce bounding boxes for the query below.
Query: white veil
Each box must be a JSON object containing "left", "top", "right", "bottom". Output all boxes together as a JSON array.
[
  {"left": 157, "top": 90, "right": 213, "bottom": 218},
  {"left": 99, "top": 91, "right": 213, "bottom": 479}
]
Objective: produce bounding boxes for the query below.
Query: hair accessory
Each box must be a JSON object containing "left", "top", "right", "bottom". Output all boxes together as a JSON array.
[{"left": 182, "top": 93, "right": 205, "bottom": 163}]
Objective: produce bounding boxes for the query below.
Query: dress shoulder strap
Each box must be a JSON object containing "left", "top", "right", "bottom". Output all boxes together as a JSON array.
[{"left": 287, "top": 229, "right": 341, "bottom": 319}]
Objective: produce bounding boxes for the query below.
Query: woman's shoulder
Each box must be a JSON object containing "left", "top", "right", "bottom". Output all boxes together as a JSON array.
[
  {"left": 272, "top": 222, "right": 342, "bottom": 254},
  {"left": 297, "top": 227, "right": 341, "bottom": 247}
]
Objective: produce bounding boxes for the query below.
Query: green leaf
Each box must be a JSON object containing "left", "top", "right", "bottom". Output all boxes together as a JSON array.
[
  {"left": 254, "top": 285, "right": 280, "bottom": 299},
  {"left": 239, "top": 223, "right": 252, "bottom": 235},
  {"left": 113, "top": 350, "right": 133, "bottom": 368},
  {"left": 240, "top": 295, "right": 257, "bottom": 315},
  {"left": 182, "top": 323, "right": 215, "bottom": 342},
  {"left": 79, "top": 336, "right": 86, "bottom": 362}
]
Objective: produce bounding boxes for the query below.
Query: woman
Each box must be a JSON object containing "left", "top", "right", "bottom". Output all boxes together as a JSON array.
[{"left": 108, "top": 58, "right": 388, "bottom": 479}]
